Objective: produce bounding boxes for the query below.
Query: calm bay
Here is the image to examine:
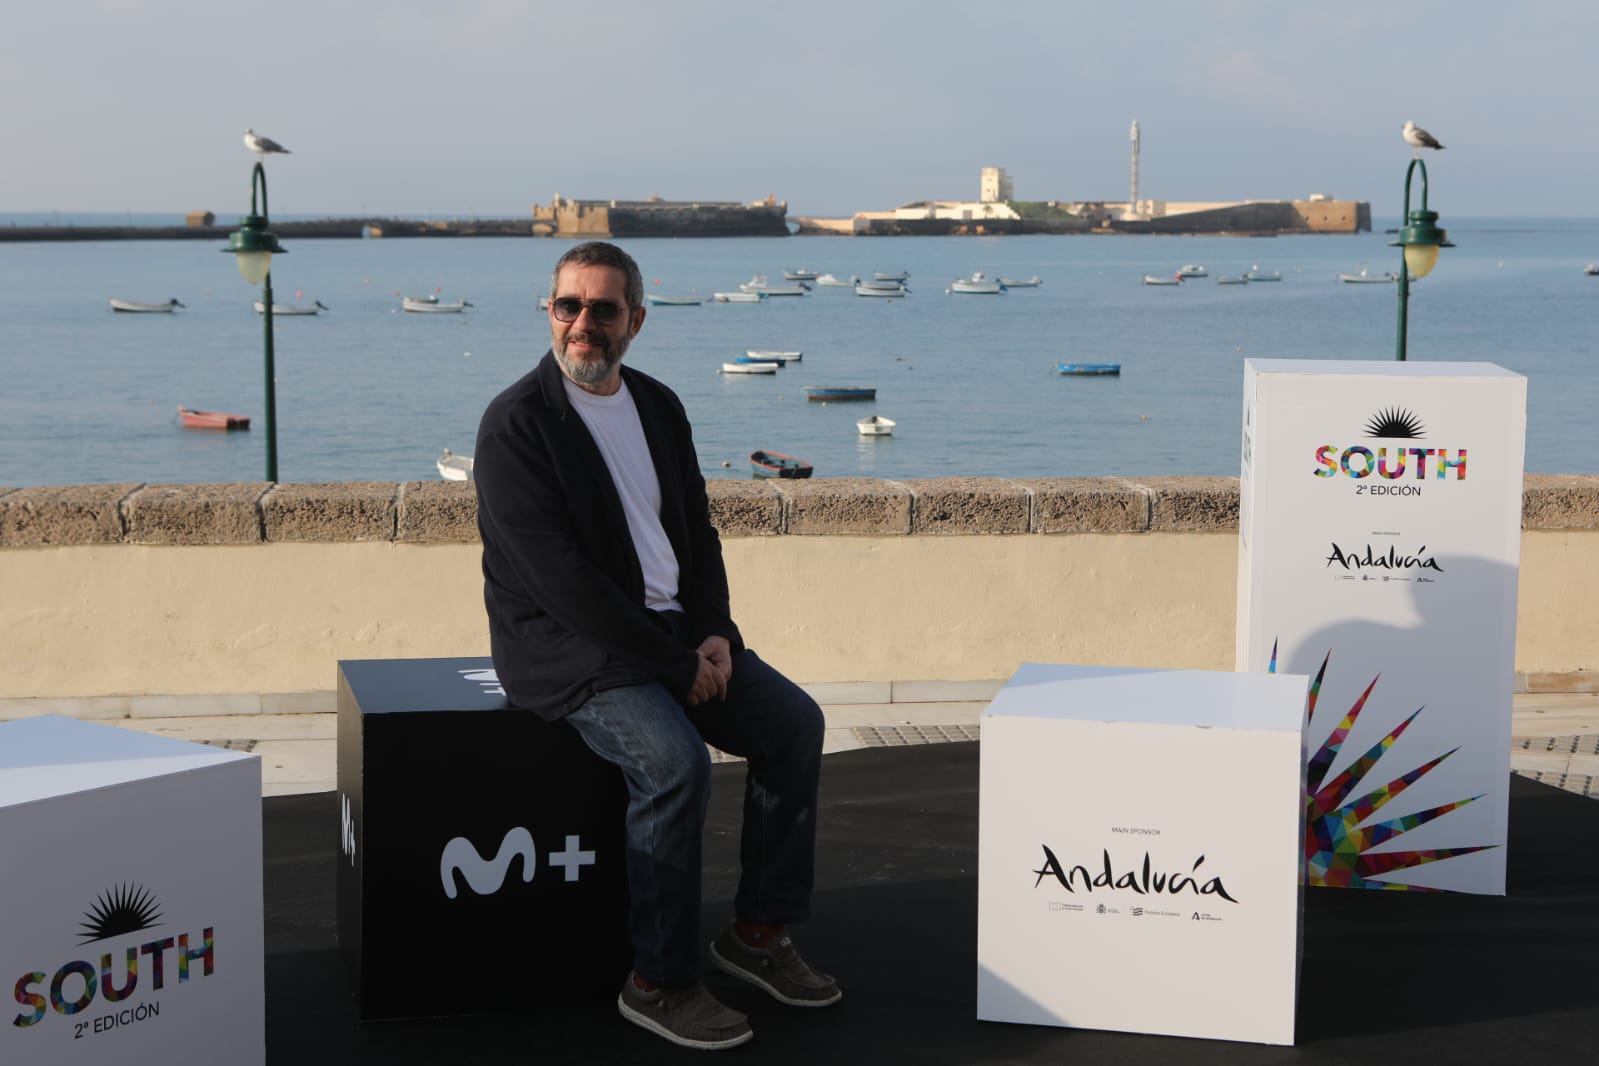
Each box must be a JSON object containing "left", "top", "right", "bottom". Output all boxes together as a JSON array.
[{"left": 2, "top": 220, "right": 1596, "bottom": 487}]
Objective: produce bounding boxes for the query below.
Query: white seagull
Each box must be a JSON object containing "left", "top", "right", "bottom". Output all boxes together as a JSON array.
[
  {"left": 244, "top": 128, "right": 291, "bottom": 158},
  {"left": 1402, "top": 120, "right": 1445, "bottom": 154}
]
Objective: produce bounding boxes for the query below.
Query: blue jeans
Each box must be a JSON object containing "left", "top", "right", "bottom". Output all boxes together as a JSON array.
[{"left": 565, "top": 647, "right": 824, "bottom": 985}]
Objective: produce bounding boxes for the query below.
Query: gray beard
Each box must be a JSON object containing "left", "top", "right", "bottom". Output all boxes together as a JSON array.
[{"left": 554, "top": 333, "right": 628, "bottom": 387}]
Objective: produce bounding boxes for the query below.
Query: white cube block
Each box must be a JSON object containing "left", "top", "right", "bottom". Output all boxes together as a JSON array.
[
  {"left": 978, "top": 664, "right": 1307, "bottom": 1045},
  {"left": 0, "top": 715, "right": 262, "bottom": 1065}
]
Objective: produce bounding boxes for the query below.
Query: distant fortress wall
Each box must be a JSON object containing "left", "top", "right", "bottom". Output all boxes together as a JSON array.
[
  {"left": 797, "top": 199, "right": 1367, "bottom": 237},
  {"left": 532, "top": 196, "right": 790, "bottom": 238},
  {"left": 1292, "top": 199, "right": 1371, "bottom": 233},
  {"left": 1103, "top": 199, "right": 1370, "bottom": 235},
  {"left": 840, "top": 213, "right": 1090, "bottom": 237},
  {"left": 791, "top": 216, "right": 858, "bottom": 236}
]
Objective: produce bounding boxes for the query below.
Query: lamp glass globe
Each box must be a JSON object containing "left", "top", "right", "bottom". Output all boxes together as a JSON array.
[
  {"left": 1404, "top": 244, "right": 1439, "bottom": 279},
  {"left": 236, "top": 250, "right": 272, "bottom": 286}
]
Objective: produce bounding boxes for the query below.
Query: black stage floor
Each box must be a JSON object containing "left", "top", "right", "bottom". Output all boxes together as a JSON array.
[{"left": 266, "top": 744, "right": 1599, "bottom": 1065}]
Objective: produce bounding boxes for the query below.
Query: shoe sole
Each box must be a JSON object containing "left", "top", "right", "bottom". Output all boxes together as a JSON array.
[
  {"left": 617, "top": 993, "right": 754, "bottom": 1050},
  {"left": 708, "top": 941, "right": 844, "bottom": 1008}
]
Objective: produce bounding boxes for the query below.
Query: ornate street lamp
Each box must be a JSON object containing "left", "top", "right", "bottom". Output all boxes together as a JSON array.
[
  {"left": 223, "top": 163, "right": 288, "bottom": 480},
  {"left": 1391, "top": 158, "right": 1452, "bottom": 361}
]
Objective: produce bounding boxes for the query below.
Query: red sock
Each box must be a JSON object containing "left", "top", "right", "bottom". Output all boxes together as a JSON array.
[
  {"left": 734, "top": 921, "right": 783, "bottom": 946},
  {"left": 632, "top": 972, "right": 658, "bottom": 992}
]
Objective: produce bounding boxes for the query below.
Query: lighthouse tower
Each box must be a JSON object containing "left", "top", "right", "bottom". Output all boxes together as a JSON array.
[{"left": 1127, "top": 118, "right": 1142, "bottom": 220}]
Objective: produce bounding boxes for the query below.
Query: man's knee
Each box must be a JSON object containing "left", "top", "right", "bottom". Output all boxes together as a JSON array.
[{"left": 641, "top": 726, "right": 714, "bottom": 796}]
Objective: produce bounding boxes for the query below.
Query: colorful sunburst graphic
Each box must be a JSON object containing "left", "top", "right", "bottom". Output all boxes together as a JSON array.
[
  {"left": 1270, "top": 641, "right": 1495, "bottom": 890},
  {"left": 79, "top": 882, "right": 164, "bottom": 943}
]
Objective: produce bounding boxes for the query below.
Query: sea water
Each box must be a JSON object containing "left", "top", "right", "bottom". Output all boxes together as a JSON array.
[{"left": 1, "top": 220, "right": 1596, "bottom": 487}]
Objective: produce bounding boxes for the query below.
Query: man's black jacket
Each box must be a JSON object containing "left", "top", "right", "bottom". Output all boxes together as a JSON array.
[{"left": 475, "top": 351, "right": 743, "bottom": 720}]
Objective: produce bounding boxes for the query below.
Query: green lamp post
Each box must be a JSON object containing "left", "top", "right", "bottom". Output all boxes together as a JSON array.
[
  {"left": 1391, "top": 158, "right": 1452, "bottom": 361},
  {"left": 223, "top": 162, "right": 288, "bottom": 481}
]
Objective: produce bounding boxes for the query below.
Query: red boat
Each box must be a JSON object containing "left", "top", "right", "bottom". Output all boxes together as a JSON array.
[{"left": 178, "top": 406, "right": 251, "bottom": 430}]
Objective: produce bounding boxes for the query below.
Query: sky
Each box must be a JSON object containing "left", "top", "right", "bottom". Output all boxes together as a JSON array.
[{"left": 4, "top": 1, "right": 1596, "bottom": 219}]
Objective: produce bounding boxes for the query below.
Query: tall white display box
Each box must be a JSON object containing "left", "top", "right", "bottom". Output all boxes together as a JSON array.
[
  {"left": 977, "top": 663, "right": 1308, "bottom": 1046},
  {"left": 1237, "top": 359, "right": 1526, "bottom": 896},
  {"left": 0, "top": 716, "right": 263, "bottom": 1066}
]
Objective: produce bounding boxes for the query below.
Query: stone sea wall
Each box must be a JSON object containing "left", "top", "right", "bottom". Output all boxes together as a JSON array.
[{"left": 2, "top": 476, "right": 1597, "bottom": 700}]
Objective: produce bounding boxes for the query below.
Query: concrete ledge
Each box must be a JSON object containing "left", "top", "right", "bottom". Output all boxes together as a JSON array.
[
  {"left": 4, "top": 475, "right": 1599, "bottom": 547},
  {"left": 1525, "top": 671, "right": 1599, "bottom": 694},
  {"left": 904, "top": 477, "right": 1029, "bottom": 534},
  {"left": 0, "top": 483, "right": 138, "bottom": 545},
  {"left": 124, "top": 482, "right": 269, "bottom": 544},
  {"left": 1523, "top": 474, "right": 1599, "bottom": 530},
  {"left": 396, "top": 480, "right": 478, "bottom": 542},
  {"left": 1133, "top": 476, "right": 1241, "bottom": 532},
  {"left": 3, "top": 673, "right": 1591, "bottom": 730},
  {"left": 779, "top": 478, "right": 911, "bottom": 535},
  {"left": 1019, "top": 477, "right": 1149, "bottom": 533},
  {"left": 706, "top": 480, "right": 783, "bottom": 535},
  {"left": 264, "top": 481, "right": 397, "bottom": 542}
]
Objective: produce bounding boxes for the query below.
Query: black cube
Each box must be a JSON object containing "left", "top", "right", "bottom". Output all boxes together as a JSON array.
[{"left": 336, "top": 657, "right": 630, "bottom": 1019}]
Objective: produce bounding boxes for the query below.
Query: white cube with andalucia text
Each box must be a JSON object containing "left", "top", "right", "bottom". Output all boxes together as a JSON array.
[
  {"left": 977, "top": 663, "right": 1308, "bottom": 1045},
  {"left": 1236, "top": 360, "right": 1526, "bottom": 896},
  {"left": 0, "top": 715, "right": 263, "bottom": 1066}
]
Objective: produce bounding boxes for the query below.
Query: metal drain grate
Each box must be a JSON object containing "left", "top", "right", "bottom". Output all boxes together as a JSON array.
[
  {"left": 1513, "top": 768, "right": 1599, "bottom": 800},
  {"left": 853, "top": 724, "right": 981, "bottom": 747},
  {"left": 200, "top": 738, "right": 259, "bottom": 752},
  {"left": 1515, "top": 735, "right": 1599, "bottom": 755}
]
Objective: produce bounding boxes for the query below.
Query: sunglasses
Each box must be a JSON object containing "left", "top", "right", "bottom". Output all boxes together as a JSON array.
[{"left": 550, "top": 297, "right": 627, "bottom": 325}]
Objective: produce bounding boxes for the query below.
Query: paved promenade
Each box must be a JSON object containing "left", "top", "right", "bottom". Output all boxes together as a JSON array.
[{"left": 12, "top": 685, "right": 1593, "bottom": 801}]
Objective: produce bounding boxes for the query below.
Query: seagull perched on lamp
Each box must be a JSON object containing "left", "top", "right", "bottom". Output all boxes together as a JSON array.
[
  {"left": 244, "top": 128, "right": 291, "bottom": 159},
  {"left": 1402, "top": 120, "right": 1444, "bottom": 155}
]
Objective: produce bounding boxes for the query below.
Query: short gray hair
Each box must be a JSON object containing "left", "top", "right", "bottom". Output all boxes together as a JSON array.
[{"left": 550, "top": 241, "right": 644, "bottom": 310}]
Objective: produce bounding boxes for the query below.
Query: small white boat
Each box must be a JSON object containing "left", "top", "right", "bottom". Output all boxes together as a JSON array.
[
  {"left": 747, "top": 350, "right": 802, "bottom": 362},
  {"left": 254, "top": 300, "right": 328, "bottom": 315},
  {"left": 110, "top": 298, "right": 184, "bottom": 312},
  {"left": 1586, "top": 263, "right": 1599, "bottom": 276},
  {"left": 948, "top": 272, "right": 1005, "bottom": 295},
  {"left": 782, "top": 268, "right": 820, "bottom": 281},
  {"left": 437, "top": 448, "right": 475, "bottom": 481},
  {"left": 1216, "top": 275, "right": 1249, "bottom": 285},
  {"left": 403, "top": 296, "right": 473, "bottom": 313},
  {"left": 536, "top": 296, "right": 550, "bottom": 310},
  {"left": 857, "top": 415, "right": 896, "bottom": 437},
  {"left": 714, "top": 291, "right": 766, "bottom": 303},
  {"left": 873, "top": 270, "right": 910, "bottom": 282},
  {"left": 1177, "top": 264, "right": 1208, "bottom": 278},
  {"left": 1338, "top": 267, "right": 1397, "bottom": 284},
  {"left": 644, "top": 294, "right": 704, "bottom": 306},
  {"left": 721, "top": 361, "right": 777, "bottom": 375},
  {"left": 856, "top": 283, "right": 908, "bottom": 298},
  {"left": 1143, "top": 274, "right": 1181, "bottom": 286},
  {"left": 1244, "top": 267, "right": 1281, "bottom": 282},
  {"left": 814, "top": 273, "right": 859, "bottom": 287},
  {"left": 738, "top": 275, "right": 809, "bottom": 297},
  {"left": 997, "top": 276, "right": 1041, "bottom": 287}
]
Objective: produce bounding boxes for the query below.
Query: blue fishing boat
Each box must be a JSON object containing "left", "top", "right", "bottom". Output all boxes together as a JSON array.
[
  {"left": 749, "top": 450, "right": 813, "bottom": 478},
  {"left": 736, "top": 354, "right": 786, "bottom": 367},
  {"left": 802, "top": 386, "right": 876, "bottom": 402},
  {"left": 1055, "top": 363, "right": 1121, "bottom": 376}
]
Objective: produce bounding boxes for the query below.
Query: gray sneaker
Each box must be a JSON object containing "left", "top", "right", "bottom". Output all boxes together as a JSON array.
[
  {"left": 617, "top": 973, "right": 753, "bottom": 1050},
  {"left": 708, "top": 923, "right": 843, "bottom": 1007}
]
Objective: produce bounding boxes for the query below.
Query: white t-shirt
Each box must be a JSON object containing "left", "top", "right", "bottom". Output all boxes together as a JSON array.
[{"left": 562, "top": 378, "right": 683, "bottom": 612}]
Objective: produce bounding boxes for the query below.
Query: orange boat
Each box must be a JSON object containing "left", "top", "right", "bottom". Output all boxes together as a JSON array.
[{"left": 177, "top": 406, "right": 250, "bottom": 430}]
